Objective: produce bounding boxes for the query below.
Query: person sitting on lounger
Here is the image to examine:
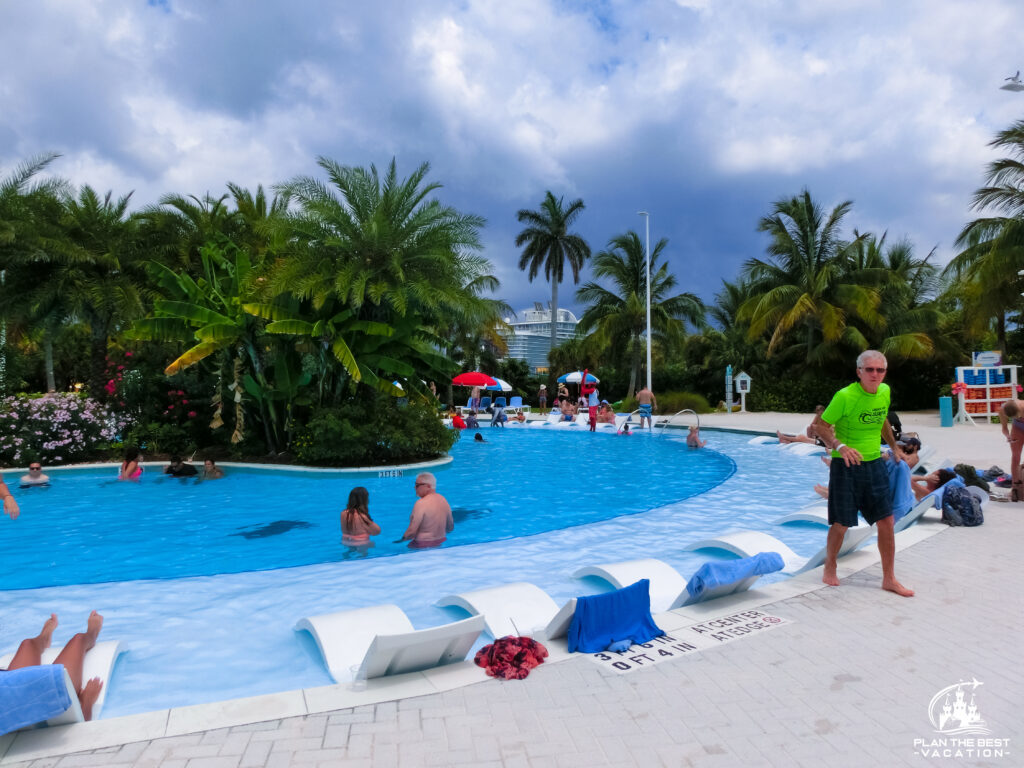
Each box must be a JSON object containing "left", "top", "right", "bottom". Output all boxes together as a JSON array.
[
  {"left": 912, "top": 468, "right": 957, "bottom": 501},
  {"left": 777, "top": 406, "right": 826, "bottom": 444},
  {"left": 399, "top": 473, "right": 453, "bottom": 549},
  {"left": 597, "top": 402, "right": 616, "bottom": 424},
  {"left": 341, "top": 486, "right": 381, "bottom": 546},
  {"left": 896, "top": 437, "right": 921, "bottom": 470},
  {"left": 512, "top": 410, "right": 526, "bottom": 423},
  {"left": 559, "top": 399, "right": 575, "bottom": 422},
  {"left": 3, "top": 612, "right": 105, "bottom": 721}
]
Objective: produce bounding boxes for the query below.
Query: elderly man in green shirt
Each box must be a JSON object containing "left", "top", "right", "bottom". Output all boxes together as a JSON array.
[{"left": 811, "top": 350, "right": 914, "bottom": 597}]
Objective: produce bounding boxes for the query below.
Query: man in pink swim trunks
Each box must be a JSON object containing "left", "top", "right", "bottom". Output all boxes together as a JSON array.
[{"left": 399, "top": 472, "right": 454, "bottom": 549}]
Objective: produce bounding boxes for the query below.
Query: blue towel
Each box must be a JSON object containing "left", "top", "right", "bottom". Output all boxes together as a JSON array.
[
  {"left": 924, "top": 476, "right": 965, "bottom": 509},
  {"left": 685, "top": 552, "right": 784, "bottom": 601},
  {"left": 886, "top": 459, "right": 916, "bottom": 522},
  {"left": 0, "top": 665, "right": 72, "bottom": 735},
  {"left": 568, "top": 579, "right": 664, "bottom": 653}
]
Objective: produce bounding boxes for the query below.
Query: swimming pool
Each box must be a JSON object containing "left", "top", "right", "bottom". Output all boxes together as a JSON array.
[
  {"left": 1, "top": 429, "right": 736, "bottom": 589},
  {"left": 0, "top": 429, "right": 831, "bottom": 718}
]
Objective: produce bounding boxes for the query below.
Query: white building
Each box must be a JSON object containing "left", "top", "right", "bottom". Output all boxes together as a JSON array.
[{"left": 499, "top": 303, "right": 580, "bottom": 373}]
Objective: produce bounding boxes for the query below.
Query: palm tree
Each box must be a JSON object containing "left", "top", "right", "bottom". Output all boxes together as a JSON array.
[
  {"left": 576, "top": 231, "right": 704, "bottom": 398},
  {"left": 740, "top": 189, "right": 878, "bottom": 365},
  {"left": 515, "top": 192, "right": 591, "bottom": 357},
  {"left": 944, "top": 119, "right": 1024, "bottom": 351}
]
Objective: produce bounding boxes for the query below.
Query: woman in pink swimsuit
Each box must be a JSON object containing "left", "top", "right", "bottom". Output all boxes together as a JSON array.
[
  {"left": 118, "top": 447, "right": 143, "bottom": 481},
  {"left": 340, "top": 487, "right": 380, "bottom": 545}
]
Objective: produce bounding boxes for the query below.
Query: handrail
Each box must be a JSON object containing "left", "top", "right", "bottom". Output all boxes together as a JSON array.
[
  {"left": 655, "top": 408, "right": 700, "bottom": 435},
  {"left": 616, "top": 409, "right": 643, "bottom": 434}
]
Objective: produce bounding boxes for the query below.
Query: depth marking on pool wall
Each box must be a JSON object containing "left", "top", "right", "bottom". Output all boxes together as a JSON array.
[
  {"left": 588, "top": 610, "right": 791, "bottom": 674},
  {"left": 378, "top": 469, "right": 404, "bottom": 477}
]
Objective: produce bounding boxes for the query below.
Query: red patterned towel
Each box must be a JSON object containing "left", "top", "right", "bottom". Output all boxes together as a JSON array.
[{"left": 474, "top": 636, "right": 549, "bottom": 680}]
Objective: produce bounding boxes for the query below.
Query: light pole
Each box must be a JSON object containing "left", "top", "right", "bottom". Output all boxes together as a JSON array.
[{"left": 637, "top": 211, "right": 652, "bottom": 393}]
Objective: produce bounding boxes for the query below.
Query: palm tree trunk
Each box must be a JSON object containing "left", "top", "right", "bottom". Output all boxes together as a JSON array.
[
  {"left": 43, "top": 333, "right": 56, "bottom": 392},
  {"left": 88, "top": 320, "right": 109, "bottom": 401},
  {"left": 629, "top": 335, "right": 640, "bottom": 400}
]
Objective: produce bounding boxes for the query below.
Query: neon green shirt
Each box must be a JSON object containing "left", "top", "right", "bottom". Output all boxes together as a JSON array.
[{"left": 821, "top": 382, "right": 890, "bottom": 461}]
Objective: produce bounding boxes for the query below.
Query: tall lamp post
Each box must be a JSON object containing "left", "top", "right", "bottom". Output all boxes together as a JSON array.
[{"left": 637, "top": 211, "right": 652, "bottom": 393}]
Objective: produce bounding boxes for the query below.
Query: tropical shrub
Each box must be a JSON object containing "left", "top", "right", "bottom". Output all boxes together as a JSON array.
[
  {"left": 619, "top": 391, "right": 712, "bottom": 415},
  {"left": 294, "top": 395, "right": 457, "bottom": 466},
  {"left": 0, "top": 393, "right": 128, "bottom": 465}
]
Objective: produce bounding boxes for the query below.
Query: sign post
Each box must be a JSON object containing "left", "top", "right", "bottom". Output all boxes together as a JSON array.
[
  {"left": 725, "top": 365, "right": 733, "bottom": 413},
  {"left": 735, "top": 371, "right": 752, "bottom": 413}
]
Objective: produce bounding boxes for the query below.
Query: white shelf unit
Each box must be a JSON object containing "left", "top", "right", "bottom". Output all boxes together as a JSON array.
[{"left": 954, "top": 365, "right": 1019, "bottom": 425}]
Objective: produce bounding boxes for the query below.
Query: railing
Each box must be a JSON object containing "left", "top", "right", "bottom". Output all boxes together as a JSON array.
[{"left": 654, "top": 408, "right": 700, "bottom": 436}]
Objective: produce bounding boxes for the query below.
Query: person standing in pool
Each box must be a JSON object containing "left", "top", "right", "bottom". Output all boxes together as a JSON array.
[
  {"left": 20, "top": 463, "right": 50, "bottom": 486},
  {"left": 811, "top": 350, "right": 913, "bottom": 597},
  {"left": 119, "top": 447, "right": 143, "bottom": 481},
  {"left": 0, "top": 475, "right": 19, "bottom": 520},
  {"left": 636, "top": 385, "right": 657, "bottom": 429},
  {"left": 201, "top": 458, "right": 224, "bottom": 480},
  {"left": 399, "top": 472, "right": 453, "bottom": 549},
  {"left": 341, "top": 486, "right": 380, "bottom": 545}
]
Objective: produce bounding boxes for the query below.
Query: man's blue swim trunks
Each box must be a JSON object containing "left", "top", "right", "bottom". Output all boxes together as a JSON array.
[{"left": 639, "top": 403, "right": 652, "bottom": 417}]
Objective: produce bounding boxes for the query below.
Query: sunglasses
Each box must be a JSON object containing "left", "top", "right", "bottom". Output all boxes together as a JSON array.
[
  {"left": 860, "top": 366, "right": 887, "bottom": 374},
  {"left": 29, "top": 465, "right": 42, "bottom": 470}
]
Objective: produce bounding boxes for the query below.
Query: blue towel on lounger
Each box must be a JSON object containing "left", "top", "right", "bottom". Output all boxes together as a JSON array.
[
  {"left": 0, "top": 665, "right": 72, "bottom": 735},
  {"left": 684, "top": 552, "right": 784, "bottom": 603},
  {"left": 567, "top": 579, "right": 664, "bottom": 653}
]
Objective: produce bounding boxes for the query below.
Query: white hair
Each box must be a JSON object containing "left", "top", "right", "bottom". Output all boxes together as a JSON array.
[
  {"left": 856, "top": 350, "right": 886, "bottom": 369},
  {"left": 415, "top": 472, "right": 436, "bottom": 488}
]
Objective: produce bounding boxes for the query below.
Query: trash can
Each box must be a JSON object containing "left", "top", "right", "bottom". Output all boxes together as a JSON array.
[{"left": 939, "top": 396, "right": 953, "bottom": 428}]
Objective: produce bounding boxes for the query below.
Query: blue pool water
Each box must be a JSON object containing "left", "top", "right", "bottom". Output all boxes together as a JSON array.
[
  {"left": 1, "top": 429, "right": 735, "bottom": 590},
  {"left": 0, "top": 428, "right": 835, "bottom": 718}
]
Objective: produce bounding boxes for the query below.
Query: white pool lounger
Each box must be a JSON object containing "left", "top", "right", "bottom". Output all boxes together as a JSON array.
[
  {"left": 684, "top": 526, "right": 875, "bottom": 575},
  {"left": 295, "top": 605, "right": 484, "bottom": 683},
  {"left": 773, "top": 501, "right": 830, "bottom": 525},
  {"left": 571, "top": 556, "right": 783, "bottom": 611},
  {"left": 435, "top": 582, "right": 563, "bottom": 639},
  {"left": 0, "top": 639, "right": 121, "bottom": 726}
]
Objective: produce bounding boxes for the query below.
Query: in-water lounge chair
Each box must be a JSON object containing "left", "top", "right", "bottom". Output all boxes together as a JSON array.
[
  {"left": 747, "top": 435, "right": 778, "bottom": 445},
  {"left": 0, "top": 639, "right": 121, "bottom": 731},
  {"left": 572, "top": 555, "right": 783, "bottom": 612},
  {"left": 684, "top": 526, "right": 874, "bottom": 575},
  {"left": 294, "top": 605, "right": 485, "bottom": 684},
  {"left": 435, "top": 582, "right": 576, "bottom": 640}
]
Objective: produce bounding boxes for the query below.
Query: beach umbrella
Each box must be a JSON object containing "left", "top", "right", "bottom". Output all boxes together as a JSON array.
[
  {"left": 557, "top": 371, "right": 599, "bottom": 384},
  {"left": 484, "top": 377, "right": 513, "bottom": 392},
  {"left": 452, "top": 371, "right": 498, "bottom": 387}
]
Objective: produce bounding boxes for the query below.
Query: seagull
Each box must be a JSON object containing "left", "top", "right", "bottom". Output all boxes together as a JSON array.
[
  {"left": 1000, "top": 70, "right": 1024, "bottom": 91},
  {"left": 1006, "top": 70, "right": 1021, "bottom": 83}
]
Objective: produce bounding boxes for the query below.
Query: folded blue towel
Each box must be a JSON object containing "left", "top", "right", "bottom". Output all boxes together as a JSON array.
[
  {"left": 887, "top": 459, "right": 915, "bottom": 522},
  {"left": 685, "top": 552, "right": 784, "bottom": 602},
  {"left": 568, "top": 579, "right": 664, "bottom": 653},
  {"left": 0, "top": 665, "right": 72, "bottom": 735}
]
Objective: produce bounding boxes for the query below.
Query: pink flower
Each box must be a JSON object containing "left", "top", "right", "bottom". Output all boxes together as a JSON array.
[
  {"left": 188, "top": 411, "right": 197, "bottom": 418},
  {"left": 182, "top": 399, "right": 188, "bottom": 405},
  {"left": 168, "top": 404, "right": 175, "bottom": 410},
  {"left": 177, "top": 390, "right": 185, "bottom": 396},
  {"left": 125, "top": 351, "right": 133, "bottom": 357}
]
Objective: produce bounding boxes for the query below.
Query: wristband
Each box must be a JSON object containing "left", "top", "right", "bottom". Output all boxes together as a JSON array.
[{"left": 835, "top": 443, "right": 846, "bottom": 452}]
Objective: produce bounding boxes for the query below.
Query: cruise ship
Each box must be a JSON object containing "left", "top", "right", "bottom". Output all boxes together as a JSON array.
[{"left": 499, "top": 303, "right": 580, "bottom": 373}]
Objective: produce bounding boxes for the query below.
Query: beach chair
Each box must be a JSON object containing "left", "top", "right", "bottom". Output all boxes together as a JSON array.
[
  {"left": 507, "top": 396, "right": 530, "bottom": 414},
  {"left": 479, "top": 396, "right": 491, "bottom": 412},
  {"left": 572, "top": 555, "right": 783, "bottom": 612},
  {"left": 772, "top": 501, "right": 830, "bottom": 526},
  {"left": 294, "top": 605, "right": 484, "bottom": 684},
  {"left": 436, "top": 582, "right": 574, "bottom": 639},
  {"left": 748, "top": 435, "right": 778, "bottom": 445},
  {"left": 683, "top": 526, "right": 874, "bottom": 575},
  {"left": 494, "top": 397, "right": 507, "bottom": 409},
  {"left": 0, "top": 640, "right": 121, "bottom": 730}
]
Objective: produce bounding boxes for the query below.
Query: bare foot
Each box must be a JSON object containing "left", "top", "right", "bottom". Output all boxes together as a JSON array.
[
  {"left": 823, "top": 567, "right": 840, "bottom": 587},
  {"left": 882, "top": 579, "right": 915, "bottom": 597},
  {"left": 38, "top": 613, "right": 58, "bottom": 649},
  {"left": 79, "top": 677, "right": 103, "bottom": 721},
  {"left": 86, "top": 610, "right": 103, "bottom": 642}
]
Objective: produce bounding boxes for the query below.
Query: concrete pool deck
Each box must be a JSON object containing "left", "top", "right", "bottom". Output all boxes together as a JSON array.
[{"left": 2, "top": 411, "right": 1021, "bottom": 767}]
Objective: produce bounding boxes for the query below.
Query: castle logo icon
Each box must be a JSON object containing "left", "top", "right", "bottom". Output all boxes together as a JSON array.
[{"left": 928, "top": 678, "right": 990, "bottom": 736}]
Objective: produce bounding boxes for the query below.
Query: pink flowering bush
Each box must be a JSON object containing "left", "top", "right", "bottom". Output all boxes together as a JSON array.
[{"left": 0, "top": 393, "right": 130, "bottom": 465}]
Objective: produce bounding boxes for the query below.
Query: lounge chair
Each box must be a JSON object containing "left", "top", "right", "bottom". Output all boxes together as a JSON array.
[
  {"left": 893, "top": 496, "right": 940, "bottom": 533},
  {"left": 507, "top": 396, "right": 530, "bottom": 414},
  {"left": 573, "top": 558, "right": 686, "bottom": 613},
  {"left": 0, "top": 640, "right": 121, "bottom": 729},
  {"left": 493, "top": 397, "right": 507, "bottom": 409},
  {"left": 435, "top": 582, "right": 573, "bottom": 639},
  {"left": 747, "top": 435, "right": 778, "bottom": 445},
  {"left": 479, "top": 396, "right": 491, "bottom": 412},
  {"left": 683, "top": 526, "right": 874, "bottom": 575},
  {"left": 784, "top": 442, "right": 827, "bottom": 456},
  {"left": 572, "top": 555, "right": 783, "bottom": 612},
  {"left": 773, "top": 501, "right": 830, "bottom": 525},
  {"left": 294, "top": 605, "right": 484, "bottom": 684}
]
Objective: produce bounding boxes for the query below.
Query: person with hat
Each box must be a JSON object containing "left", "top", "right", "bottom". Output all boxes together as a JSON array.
[{"left": 538, "top": 384, "right": 547, "bottom": 410}]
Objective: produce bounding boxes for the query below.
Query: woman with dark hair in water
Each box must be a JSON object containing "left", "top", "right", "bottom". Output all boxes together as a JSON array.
[
  {"left": 118, "top": 447, "right": 143, "bottom": 481},
  {"left": 340, "top": 487, "right": 380, "bottom": 545}
]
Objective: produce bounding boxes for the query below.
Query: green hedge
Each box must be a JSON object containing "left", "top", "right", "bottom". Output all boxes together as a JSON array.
[
  {"left": 619, "top": 390, "right": 712, "bottom": 414},
  {"left": 293, "top": 394, "right": 457, "bottom": 466}
]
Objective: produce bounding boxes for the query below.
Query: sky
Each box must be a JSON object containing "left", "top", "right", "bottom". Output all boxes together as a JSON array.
[{"left": 2, "top": 0, "right": 1022, "bottom": 319}]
